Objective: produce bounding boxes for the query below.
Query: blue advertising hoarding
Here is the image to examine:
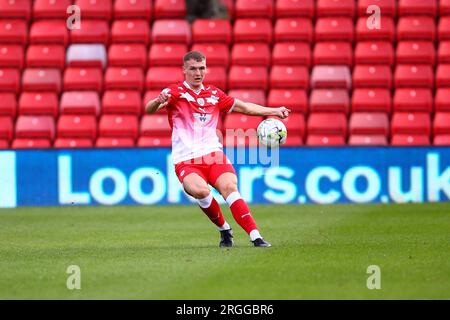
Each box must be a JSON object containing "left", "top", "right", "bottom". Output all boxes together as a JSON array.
[{"left": 1, "top": 147, "right": 449, "bottom": 208}]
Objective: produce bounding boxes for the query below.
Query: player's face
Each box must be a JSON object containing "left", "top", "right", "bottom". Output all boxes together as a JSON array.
[{"left": 183, "top": 59, "right": 207, "bottom": 89}]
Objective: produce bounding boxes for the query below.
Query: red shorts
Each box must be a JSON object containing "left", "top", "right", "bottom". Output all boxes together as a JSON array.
[{"left": 174, "top": 151, "right": 236, "bottom": 185}]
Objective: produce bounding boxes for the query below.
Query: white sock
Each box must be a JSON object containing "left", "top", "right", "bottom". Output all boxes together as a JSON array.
[
  {"left": 225, "top": 191, "right": 241, "bottom": 206},
  {"left": 249, "top": 229, "right": 262, "bottom": 241},
  {"left": 219, "top": 222, "right": 231, "bottom": 231},
  {"left": 197, "top": 192, "right": 213, "bottom": 208}
]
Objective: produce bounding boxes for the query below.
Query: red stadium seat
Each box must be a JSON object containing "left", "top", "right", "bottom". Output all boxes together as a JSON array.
[
  {"left": 349, "top": 112, "right": 389, "bottom": 135},
  {"left": 114, "top": 0, "right": 152, "bottom": 20},
  {"left": 228, "top": 66, "right": 268, "bottom": 90},
  {"left": 394, "top": 65, "right": 434, "bottom": 88},
  {"left": 396, "top": 41, "right": 436, "bottom": 65},
  {"left": 221, "top": 0, "right": 235, "bottom": 19},
  {"left": 438, "top": 17, "right": 450, "bottom": 41},
  {"left": 140, "top": 114, "right": 171, "bottom": 137},
  {"left": 57, "top": 115, "right": 97, "bottom": 140},
  {"left": 108, "top": 44, "right": 147, "bottom": 68},
  {"left": 272, "top": 42, "right": 311, "bottom": 66},
  {"left": 190, "top": 44, "right": 230, "bottom": 67},
  {"left": 99, "top": 114, "right": 139, "bottom": 139},
  {"left": 436, "top": 64, "right": 450, "bottom": 88},
  {"left": 397, "top": 17, "right": 435, "bottom": 41},
  {"left": 235, "top": 0, "right": 273, "bottom": 19},
  {"left": 434, "top": 112, "right": 450, "bottom": 135},
  {"left": 307, "top": 112, "right": 347, "bottom": 136},
  {"left": 275, "top": 0, "right": 314, "bottom": 18},
  {"left": 0, "top": 93, "right": 16, "bottom": 117},
  {"left": 21, "top": 68, "right": 61, "bottom": 93},
  {"left": 441, "top": 0, "right": 450, "bottom": 15},
  {"left": 355, "top": 17, "right": 395, "bottom": 42},
  {"left": 146, "top": 67, "right": 184, "bottom": 90},
  {"left": 281, "top": 135, "right": 303, "bottom": 146},
  {"left": 205, "top": 66, "right": 227, "bottom": 90},
  {"left": 234, "top": 19, "right": 273, "bottom": 43},
  {"left": 393, "top": 89, "right": 433, "bottom": 112},
  {"left": 104, "top": 67, "right": 144, "bottom": 92},
  {"left": 313, "top": 42, "right": 353, "bottom": 66},
  {"left": 54, "top": 138, "right": 94, "bottom": 148},
  {"left": 0, "top": 0, "right": 31, "bottom": 21},
  {"left": 354, "top": 41, "right": 394, "bottom": 65},
  {"left": 74, "top": 0, "right": 112, "bottom": 20},
  {"left": 306, "top": 135, "right": 346, "bottom": 146},
  {"left": 228, "top": 90, "right": 266, "bottom": 106},
  {"left": 315, "top": 17, "right": 354, "bottom": 42},
  {"left": 348, "top": 135, "right": 388, "bottom": 146},
  {"left": 138, "top": 136, "right": 172, "bottom": 147},
  {"left": 96, "top": 137, "right": 135, "bottom": 148},
  {"left": 270, "top": 66, "right": 309, "bottom": 89},
  {"left": 151, "top": 20, "right": 191, "bottom": 44},
  {"left": 102, "top": 91, "right": 142, "bottom": 115},
  {"left": 33, "top": 0, "right": 71, "bottom": 19},
  {"left": 60, "top": 91, "right": 100, "bottom": 116},
  {"left": 316, "top": 0, "right": 355, "bottom": 17},
  {"left": 267, "top": 89, "right": 307, "bottom": 114},
  {"left": 438, "top": 41, "right": 450, "bottom": 64},
  {"left": 0, "top": 68, "right": 20, "bottom": 94},
  {"left": 153, "top": 0, "right": 186, "bottom": 19},
  {"left": 12, "top": 138, "right": 51, "bottom": 149},
  {"left": 111, "top": 19, "right": 150, "bottom": 45},
  {"left": 15, "top": 115, "right": 55, "bottom": 140},
  {"left": 391, "top": 134, "right": 430, "bottom": 146},
  {"left": 309, "top": 89, "right": 350, "bottom": 114},
  {"left": 311, "top": 66, "right": 352, "bottom": 89},
  {"left": 66, "top": 44, "right": 107, "bottom": 69},
  {"left": 353, "top": 65, "right": 392, "bottom": 89},
  {"left": 192, "top": 19, "right": 232, "bottom": 44},
  {"left": 0, "top": 44, "right": 23, "bottom": 69},
  {"left": 0, "top": 19, "right": 27, "bottom": 45},
  {"left": 0, "top": 139, "right": 9, "bottom": 149},
  {"left": 223, "top": 114, "right": 261, "bottom": 147},
  {"left": 148, "top": 43, "right": 187, "bottom": 66},
  {"left": 274, "top": 18, "right": 312, "bottom": 43},
  {"left": 63, "top": 67, "right": 103, "bottom": 92},
  {"left": 435, "top": 89, "right": 450, "bottom": 111},
  {"left": 351, "top": 89, "right": 392, "bottom": 113},
  {"left": 231, "top": 43, "right": 271, "bottom": 66},
  {"left": 29, "top": 20, "right": 68, "bottom": 46},
  {"left": 434, "top": 135, "right": 450, "bottom": 146},
  {"left": 70, "top": 20, "right": 109, "bottom": 46},
  {"left": 391, "top": 112, "right": 431, "bottom": 135},
  {"left": 0, "top": 116, "right": 13, "bottom": 141},
  {"left": 398, "top": 0, "right": 437, "bottom": 17},
  {"left": 18, "top": 92, "right": 58, "bottom": 117},
  {"left": 357, "top": 0, "right": 396, "bottom": 17},
  {"left": 26, "top": 45, "right": 65, "bottom": 70}
]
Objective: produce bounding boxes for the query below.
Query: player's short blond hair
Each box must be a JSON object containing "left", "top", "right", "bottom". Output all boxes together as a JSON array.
[{"left": 183, "top": 51, "right": 206, "bottom": 64}]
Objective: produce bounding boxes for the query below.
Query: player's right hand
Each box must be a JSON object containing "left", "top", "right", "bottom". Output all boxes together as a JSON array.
[{"left": 157, "top": 91, "right": 171, "bottom": 104}]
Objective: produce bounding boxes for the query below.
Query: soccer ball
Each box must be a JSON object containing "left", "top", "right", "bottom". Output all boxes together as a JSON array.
[{"left": 257, "top": 118, "right": 287, "bottom": 147}]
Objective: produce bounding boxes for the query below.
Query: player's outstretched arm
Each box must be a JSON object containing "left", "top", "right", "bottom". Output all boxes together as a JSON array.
[{"left": 232, "top": 99, "right": 291, "bottom": 119}]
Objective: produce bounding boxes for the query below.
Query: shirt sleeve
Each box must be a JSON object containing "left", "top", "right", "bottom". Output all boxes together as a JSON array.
[
  {"left": 217, "top": 88, "right": 236, "bottom": 113},
  {"left": 160, "top": 86, "right": 176, "bottom": 109}
]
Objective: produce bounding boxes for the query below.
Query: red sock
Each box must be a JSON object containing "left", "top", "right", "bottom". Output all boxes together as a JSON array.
[
  {"left": 198, "top": 195, "right": 225, "bottom": 228},
  {"left": 226, "top": 192, "right": 258, "bottom": 234}
]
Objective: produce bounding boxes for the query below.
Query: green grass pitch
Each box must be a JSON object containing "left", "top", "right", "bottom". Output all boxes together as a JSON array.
[{"left": 0, "top": 203, "right": 449, "bottom": 299}]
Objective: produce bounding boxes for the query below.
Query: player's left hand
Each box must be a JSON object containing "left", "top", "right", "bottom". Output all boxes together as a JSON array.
[{"left": 275, "top": 106, "right": 291, "bottom": 119}]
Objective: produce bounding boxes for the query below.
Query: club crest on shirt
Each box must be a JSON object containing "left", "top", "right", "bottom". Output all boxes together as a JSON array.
[{"left": 197, "top": 98, "right": 205, "bottom": 106}]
